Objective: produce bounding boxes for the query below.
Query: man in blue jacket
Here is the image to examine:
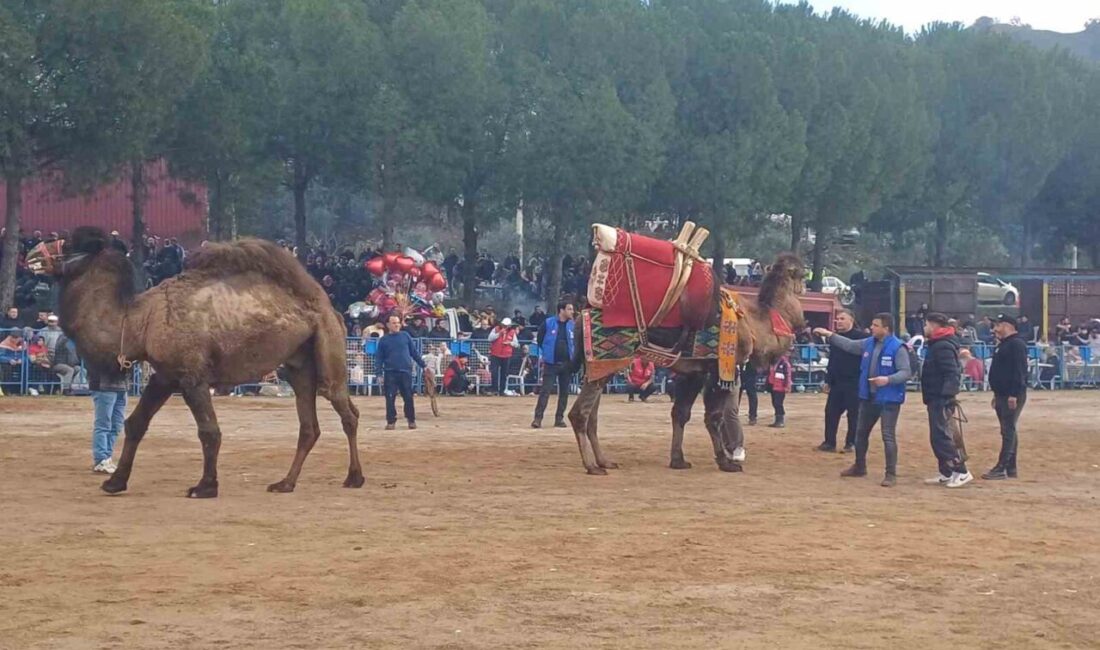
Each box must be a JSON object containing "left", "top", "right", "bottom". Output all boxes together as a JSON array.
[
  {"left": 531, "top": 301, "right": 576, "bottom": 429},
  {"left": 815, "top": 313, "right": 912, "bottom": 487},
  {"left": 376, "top": 314, "right": 426, "bottom": 430}
]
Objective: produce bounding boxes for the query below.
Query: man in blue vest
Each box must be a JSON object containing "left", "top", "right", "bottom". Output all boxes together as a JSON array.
[
  {"left": 531, "top": 301, "right": 576, "bottom": 429},
  {"left": 815, "top": 312, "right": 912, "bottom": 487}
]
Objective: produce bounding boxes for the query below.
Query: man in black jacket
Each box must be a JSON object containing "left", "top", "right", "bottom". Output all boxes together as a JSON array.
[
  {"left": 816, "top": 309, "right": 868, "bottom": 452},
  {"left": 984, "top": 314, "right": 1029, "bottom": 480},
  {"left": 921, "top": 312, "right": 970, "bottom": 488}
]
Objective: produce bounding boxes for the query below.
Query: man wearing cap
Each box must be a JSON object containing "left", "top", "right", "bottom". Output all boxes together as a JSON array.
[
  {"left": 920, "top": 312, "right": 971, "bottom": 488},
  {"left": 488, "top": 317, "right": 519, "bottom": 395},
  {"left": 984, "top": 314, "right": 1028, "bottom": 480}
]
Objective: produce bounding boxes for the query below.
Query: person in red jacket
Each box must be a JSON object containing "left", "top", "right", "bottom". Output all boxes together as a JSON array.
[
  {"left": 627, "top": 355, "right": 656, "bottom": 402},
  {"left": 443, "top": 353, "right": 470, "bottom": 396},
  {"left": 767, "top": 350, "right": 793, "bottom": 428},
  {"left": 488, "top": 317, "right": 520, "bottom": 395}
]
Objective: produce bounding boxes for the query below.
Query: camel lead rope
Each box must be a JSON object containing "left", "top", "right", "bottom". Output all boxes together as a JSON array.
[{"left": 117, "top": 316, "right": 134, "bottom": 371}]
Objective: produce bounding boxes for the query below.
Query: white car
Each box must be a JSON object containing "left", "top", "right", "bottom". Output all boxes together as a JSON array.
[
  {"left": 977, "top": 273, "right": 1019, "bottom": 306},
  {"left": 820, "top": 276, "right": 855, "bottom": 305}
]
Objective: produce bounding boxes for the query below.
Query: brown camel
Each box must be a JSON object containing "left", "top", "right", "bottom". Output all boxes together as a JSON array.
[
  {"left": 568, "top": 252, "right": 806, "bottom": 474},
  {"left": 26, "top": 227, "right": 363, "bottom": 498}
]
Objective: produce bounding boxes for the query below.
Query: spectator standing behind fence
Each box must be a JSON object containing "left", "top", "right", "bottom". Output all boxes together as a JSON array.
[
  {"left": 984, "top": 314, "right": 1029, "bottom": 481},
  {"left": 531, "top": 302, "right": 576, "bottom": 429},
  {"left": 766, "top": 350, "right": 793, "bottom": 428},
  {"left": 88, "top": 362, "right": 128, "bottom": 474},
  {"left": 376, "top": 314, "right": 426, "bottom": 431},
  {"left": 817, "top": 309, "right": 868, "bottom": 453},
  {"left": 920, "top": 313, "right": 971, "bottom": 489},
  {"left": 815, "top": 313, "right": 912, "bottom": 488},
  {"left": 1, "top": 330, "right": 26, "bottom": 395},
  {"left": 627, "top": 355, "right": 656, "bottom": 403},
  {"left": 488, "top": 318, "right": 520, "bottom": 396}
]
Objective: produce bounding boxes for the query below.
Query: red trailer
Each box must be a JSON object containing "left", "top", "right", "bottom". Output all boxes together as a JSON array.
[{"left": 1, "top": 160, "right": 207, "bottom": 245}]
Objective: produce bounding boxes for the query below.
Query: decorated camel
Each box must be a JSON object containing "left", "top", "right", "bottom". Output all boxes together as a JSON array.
[
  {"left": 26, "top": 227, "right": 363, "bottom": 498},
  {"left": 568, "top": 222, "right": 805, "bottom": 475}
]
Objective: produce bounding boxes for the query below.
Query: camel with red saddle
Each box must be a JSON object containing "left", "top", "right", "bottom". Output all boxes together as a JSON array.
[{"left": 569, "top": 222, "right": 805, "bottom": 475}]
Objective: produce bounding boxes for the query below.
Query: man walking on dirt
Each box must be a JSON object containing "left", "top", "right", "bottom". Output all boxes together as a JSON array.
[
  {"left": 814, "top": 313, "right": 911, "bottom": 487},
  {"left": 816, "top": 309, "right": 868, "bottom": 453},
  {"left": 531, "top": 301, "right": 576, "bottom": 429},
  {"left": 920, "top": 313, "right": 971, "bottom": 488},
  {"left": 984, "top": 314, "right": 1028, "bottom": 480}
]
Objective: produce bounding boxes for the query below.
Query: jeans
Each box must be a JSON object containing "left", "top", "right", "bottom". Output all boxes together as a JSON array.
[
  {"left": 533, "top": 363, "right": 572, "bottom": 423},
  {"left": 92, "top": 390, "right": 127, "bottom": 464},
  {"left": 823, "top": 382, "right": 860, "bottom": 448},
  {"left": 993, "top": 392, "right": 1026, "bottom": 471},
  {"left": 853, "top": 400, "right": 900, "bottom": 475},
  {"left": 384, "top": 371, "right": 416, "bottom": 424},
  {"left": 927, "top": 399, "right": 967, "bottom": 476}
]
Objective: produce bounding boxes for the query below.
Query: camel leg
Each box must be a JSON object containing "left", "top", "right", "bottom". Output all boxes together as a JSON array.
[
  {"left": 586, "top": 386, "right": 618, "bottom": 470},
  {"left": 669, "top": 373, "right": 705, "bottom": 470},
  {"left": 704, "top": 385, "right": 743, "bottom": 473},
  {"left": 268, "top": 363, "right": 320, "bottom": 493},
  {"left": 328, "top": 392, "right": 365, "bottom": 488},
  {"left": 180, "top": 384, "right": 222, "bottom": 498},
  {"left": 102, "top": 373, "right": 176, "bottom": 495},
  {"left": 568, "top": 380, "right": 605, "bottom": 475}
]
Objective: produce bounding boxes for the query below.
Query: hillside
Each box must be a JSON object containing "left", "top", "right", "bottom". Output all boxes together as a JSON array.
[{"left": 973, "top": 17, "right": 1100, "bottom": 63}]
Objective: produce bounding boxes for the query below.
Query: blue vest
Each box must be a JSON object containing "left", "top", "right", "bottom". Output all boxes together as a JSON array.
[
  {"left": 541, "top": 318, "right": 575, "bottom": 365},
  {"left": 857, "top": 335, "right": 906, "bottom": 405}
]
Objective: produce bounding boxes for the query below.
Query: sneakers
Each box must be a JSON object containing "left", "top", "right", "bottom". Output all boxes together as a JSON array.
[
  {"left": 924, "top": 474, "right": 951, "bottom": 485},
  {"left": 840, "top": 464, "right": 867, "bottom": 478},
  {"left": 385, "top": 423, "right": 396, "bottom": 431},
  {"left": 814, "top": 443, "right": 836, "bottom": 453},
  {"left": 732, "top": 447, "right": 746, "bottom": 462},
  {"left": 981, "top": 466, "right": 1008, "bottom": 481},
  {"left": 407, "top": 421, "right": 417, "bottom": 430},
  {"left": 945, "top": 471, "right": 973, "bottom": 488},
  {"left": 553, "top": 420, "right": 568, "bottom": 428},
  {"left": 503, "top": 390, "right": 518, "bottom": 397},
  {"left": 93, "top": 459, "right": 116, "bottom": 474},
  {"left": 880, "top": 474, "right": 897, "bottom": 488},
  {"left": 842, "top": 443, "right": 855, "bottom": 454}
]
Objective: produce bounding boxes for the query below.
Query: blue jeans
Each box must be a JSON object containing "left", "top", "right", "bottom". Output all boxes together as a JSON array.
[{"left": 92, "top": 391, "right": 127, "bottom": 464}]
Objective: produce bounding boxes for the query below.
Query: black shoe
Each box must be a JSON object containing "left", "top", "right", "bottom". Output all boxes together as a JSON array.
[
  {"left": 814, "top": 443, "right": 837, "bottom": 453},
  {"left": 554, "top": 420, "right": 568, "bottom": 428},
  {"left": 768, "top": 418, "right": 785, "bottom": 428},
  {"left": 748, "top": 418, "right": 758, "bottom": 426},
  {"left": 1007, "top": 468, "right": 1018, "bottom": 479},
  {"left": 842, "top": 443, "right": 855, "bottom": 454},
  {"left": 530, "top": 420, "right": 542, "bottom": 429},
  {"left": 981, "top": 466, "right": 1008, "bottom": 481},
  {"left": 840, "top": 463, "right": 867, "bottom": 478},
  {"left": 628, "top": 395, "right": 635, "bottom": 403}
]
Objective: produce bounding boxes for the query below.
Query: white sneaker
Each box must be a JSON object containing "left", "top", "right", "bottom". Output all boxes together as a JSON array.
[
  {"left": 28, "top": 387, "right": 39, "bottom": 396},
  {"left": 93, "top": 459, "right": 116, "bottom": 474},
  {"left": 945, "top": 471, "right": 973, "bottom": 489},
  {"left": 924, "top": 474, "right": 951, "bottom": 485},
  {"left": 732, "top": 447, "right": 746, "bottom": 462},
  {"left": 503, "top": 390, "right": 517, "bottom": 397},
  {"left": 106, "top": 459, "right": 119, "bottom": 473}
]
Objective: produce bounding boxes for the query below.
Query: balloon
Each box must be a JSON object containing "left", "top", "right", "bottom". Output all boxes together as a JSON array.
[
  {"left": 428, "top": 273, "right": 448, "bottom": 292},
  {"left": 421, "top": 261, "right": 441, "bottom": 278},
  {"left": 394, "top": 255, "right": 416, "bottom": 273},
  {"left": 408, "top": 266, "right": 422, "bottom": 279},
  {"left": 382, "top": 252, "right": 400, "bottom": 269},
  {"left": 365, "top": 258, "right": 386, "bottom": 276}
]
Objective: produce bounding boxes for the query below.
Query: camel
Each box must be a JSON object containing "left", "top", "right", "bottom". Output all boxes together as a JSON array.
[
  {"left": 25, "top": 227, "right": 363, "bottom": 498},
  {"left": 568, "top": 252, "right": 806, "bottom": 475}
]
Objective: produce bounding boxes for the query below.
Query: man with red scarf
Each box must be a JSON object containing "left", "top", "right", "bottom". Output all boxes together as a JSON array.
[{"left": 921, "top": 312, "right": 970, "bottom": 488}]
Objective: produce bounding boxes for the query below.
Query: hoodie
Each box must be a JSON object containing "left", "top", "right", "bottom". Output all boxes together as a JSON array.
[{"left": 920, "top": 327, "right": 961, "bottom": 404}]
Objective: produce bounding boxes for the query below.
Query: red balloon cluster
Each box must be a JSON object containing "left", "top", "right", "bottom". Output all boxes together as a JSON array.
[{"left": 364, "top": 249, "right": 447, "bottom": 291}]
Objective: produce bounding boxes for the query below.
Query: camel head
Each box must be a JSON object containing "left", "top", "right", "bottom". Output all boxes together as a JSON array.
[
  {"left": 759, "top": 252, "right": 806, "bottom": 306},
  {"left": 25, "top": 226, "right": 111, "bottom": 278}
]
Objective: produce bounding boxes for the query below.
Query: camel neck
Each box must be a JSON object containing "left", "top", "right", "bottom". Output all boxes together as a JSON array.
[{"left": 59, "top": 257, "right": 142, "bottom": 368}]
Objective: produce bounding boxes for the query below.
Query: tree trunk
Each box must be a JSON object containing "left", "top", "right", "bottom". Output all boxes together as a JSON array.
[
  {"left": 711, "top": 229, "right": 727, "bottom": 284},
  {"left": 380, "top": 194, "right": 397, "bottom": 252},
  {"left": 933, "top": 214, "right": 948, "bottom": 267},
  {"left": 1090, "top": 241, "right": 1100, "bottom": 270},
  {"left": 208, "top": 172, "right": 224, "bottom": 241},
  {"left": 789, "top": 213, "right": 802, "bottom": 253},
  {"left": 461, "top": 198, "right": 478, "bottom": 304},
  {"left": 0, "top": 173, "right": 23, "bottom": 310},
  {"left": 130, "top": 160, "right": 148, "bottom": 288},
  {"left": 809, "top": 229, "right": 825, "bottom": 293},
  {"left": 546, "top": 211, "right": 565, "bottom": 307},
  {"left": 1019, "top": 217, "right": 1032, "bottom": 268},
  {"left": 292, "top": 159, "right": 308, "bottom": 258}
]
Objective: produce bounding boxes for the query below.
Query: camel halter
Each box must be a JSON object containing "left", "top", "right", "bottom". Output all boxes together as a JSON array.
[{"left": 117, "top": 315, "right": 134, "bottom": 371}]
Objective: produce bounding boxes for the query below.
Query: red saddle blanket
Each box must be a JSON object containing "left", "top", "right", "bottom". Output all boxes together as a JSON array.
[{"left": 587, "top": 226, "right": 713, "bottom": 329}]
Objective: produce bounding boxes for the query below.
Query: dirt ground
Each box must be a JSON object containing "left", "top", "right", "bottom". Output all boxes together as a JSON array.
[{"left": 1, "top": 390, "right": 1099, "bottom": 649}]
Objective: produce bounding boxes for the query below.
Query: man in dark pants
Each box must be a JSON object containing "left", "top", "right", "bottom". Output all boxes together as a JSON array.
[
  {"left": 984, "top": 314, "right": 1029, "bottom": 480},
  {"left": 532, "top": 302, "right": 576, "bottom": 428},
  {"left": 376, "top": 314, "right": 426, "bottom": 430},
  {"left": 739, "top": 359, "right": 759, "bottom": 425},
  {"left": 817, "top": 309, "right": 868, "bottom": 453},
  {"left": 815, "top": 313, "right": 911, "bottom": 488},
  {"left": 920, "top": 312, "right": 971, "bottom": 488}
]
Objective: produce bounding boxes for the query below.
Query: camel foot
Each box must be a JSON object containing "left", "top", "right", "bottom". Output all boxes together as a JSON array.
[
  {"left": 585, "top": 466, "right": 608, "bottom": 476},
  {"left": 187, "top": 481, "right": 219, "bottom": 498},
  {"left": 669, "top": 459, "right": 693, "bottom": 470},
  {"left": 717, "top": 458, "right": 744, "bottom": 473},
  {"left": 266, "top": 479, "right": 296, "bottom": 493},
  {"left": 598, "top": 461, "right": 619, "bottom": 470},
  {"left": 101, "top": 477, "right": 128, "bottom": 494},
  {"left": 343, "top": 470, "right": 366, "bottom": 488}
]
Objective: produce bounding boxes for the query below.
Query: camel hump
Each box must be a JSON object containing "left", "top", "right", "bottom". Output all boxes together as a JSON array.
[{"left": 186, "top": 239, "right": 326, "bottom": 305}]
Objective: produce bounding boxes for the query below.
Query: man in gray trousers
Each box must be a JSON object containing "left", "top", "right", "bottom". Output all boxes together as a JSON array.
[{"left": 984, "top": 314, "right": 1029, "bottom": 480}]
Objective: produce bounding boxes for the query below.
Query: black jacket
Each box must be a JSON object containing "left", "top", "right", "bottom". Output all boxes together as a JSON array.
[
  {"left": 920, "top": 333, "right": 961, "bottom": 404},
  {"left": 826, "top": 328, "right": 869, "bottom": 387},
  {"left": 988, "top": 333, "right": 1029, "bottom": 398}
]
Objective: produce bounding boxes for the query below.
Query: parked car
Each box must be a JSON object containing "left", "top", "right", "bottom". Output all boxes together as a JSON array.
[
  {"left": 977, "top": 273, "right": 1019, "bottom": 306},
  {"left": 820, "top": 276, "right": 855, "bottom": 306}
]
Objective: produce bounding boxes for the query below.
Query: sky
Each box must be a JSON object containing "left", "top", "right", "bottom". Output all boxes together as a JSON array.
[{"left": 802, "top": 0, "right": 1098, "bottom": 34}]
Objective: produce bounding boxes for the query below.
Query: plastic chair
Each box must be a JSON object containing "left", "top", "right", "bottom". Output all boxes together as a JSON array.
[{"left": 505, "top": 356, "right": 530, "bottom": 396}]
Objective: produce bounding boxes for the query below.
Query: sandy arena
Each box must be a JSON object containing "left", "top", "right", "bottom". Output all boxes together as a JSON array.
[{"left": 2, "top": 390, "right": 1098, "bottom": 649}]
